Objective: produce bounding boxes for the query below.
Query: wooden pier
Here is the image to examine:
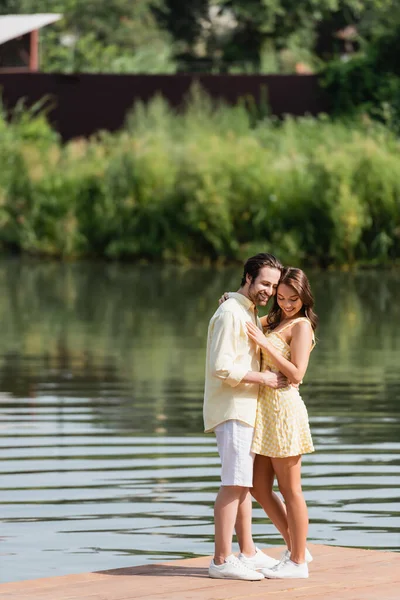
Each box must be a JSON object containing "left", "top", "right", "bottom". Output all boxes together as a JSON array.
[{"left": 0, "top": 544, "right": 399, "bottom": 599}]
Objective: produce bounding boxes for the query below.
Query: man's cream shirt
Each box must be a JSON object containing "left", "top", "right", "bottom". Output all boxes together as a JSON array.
[{"left": 203, "top": 292, "right": 262, "bottom": 433}]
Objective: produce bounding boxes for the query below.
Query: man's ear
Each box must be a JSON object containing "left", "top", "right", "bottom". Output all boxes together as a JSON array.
[{"left": 246, "top": 273, "right": 253, "bottom": 286}]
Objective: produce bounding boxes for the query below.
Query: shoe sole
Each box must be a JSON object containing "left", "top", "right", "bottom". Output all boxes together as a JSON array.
[
  {"left": 264, "top": 574, "right": 309, "bottom": 579},
  {"left": 209, "top": 572, "right": 264, "bottom": 581}
]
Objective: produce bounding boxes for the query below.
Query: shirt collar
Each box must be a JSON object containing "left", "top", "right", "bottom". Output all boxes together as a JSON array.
[{"left": 230, "top": 292, "right": 257, "bottom": 313}]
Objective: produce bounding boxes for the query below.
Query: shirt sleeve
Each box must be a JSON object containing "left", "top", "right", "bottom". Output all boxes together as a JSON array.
[{"left": 209, "top": 311, "right": 248, "bottom": 387}]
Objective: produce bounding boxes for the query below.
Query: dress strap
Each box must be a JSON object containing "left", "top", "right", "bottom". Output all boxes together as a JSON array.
[
  {"left": 278, "top": 317, "right": 311, "bottom": 333},
  {"left": 278, "top": 317, "right": 316, "bottom": 350}
]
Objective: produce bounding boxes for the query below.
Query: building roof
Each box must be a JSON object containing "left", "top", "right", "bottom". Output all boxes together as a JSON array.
[{"left": 0, "top": 13, "right": 62, "bottom": 45}]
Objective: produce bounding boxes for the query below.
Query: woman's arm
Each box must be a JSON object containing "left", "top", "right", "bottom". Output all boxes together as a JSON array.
[
  {"left": 210, "top": 311, "right": 288, "bottom": 389},
  {"left": 246, "top": 321, "right": 313, "bottom": 385}
]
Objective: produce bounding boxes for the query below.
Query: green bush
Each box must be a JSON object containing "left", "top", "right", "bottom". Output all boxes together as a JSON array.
[{"left": 1, "top": 90, "right": 400, "bottom": 267}]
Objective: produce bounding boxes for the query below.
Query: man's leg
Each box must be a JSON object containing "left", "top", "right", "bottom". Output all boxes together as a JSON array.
[
  {"left": 214, "top": 420, "right": 255, "bottom": 562},
  {"left": 214, "top": 485, "right": 248, "bottom": 564},
  {"left": 234, "top": 488, "right": 254, "bottom": 556},
  {"left": 210, "top": 422, "right": 264, "bottom": 580},
  {"left": 229, "top": 436, "right": 281, "bottom": 570}
]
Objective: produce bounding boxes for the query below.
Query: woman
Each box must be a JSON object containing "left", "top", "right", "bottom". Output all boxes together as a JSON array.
[{"left": 220, "top": 267, "right": 317, "bottom": 579}]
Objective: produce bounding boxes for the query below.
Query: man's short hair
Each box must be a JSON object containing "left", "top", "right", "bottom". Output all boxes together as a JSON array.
[{"left": 241, "top": 253, "right": 283, "bottom": 286}]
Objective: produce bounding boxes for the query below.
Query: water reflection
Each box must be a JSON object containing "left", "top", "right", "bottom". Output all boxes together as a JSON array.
[{"left": 0, "top": 260, "right": 399, "bottom": 582}]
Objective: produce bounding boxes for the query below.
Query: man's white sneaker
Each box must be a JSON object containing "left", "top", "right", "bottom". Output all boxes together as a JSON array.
[
  {"left": 209, "top": 554, "right": 264, "bottom": 581},
  {"left": 238, "top": 546, "right": 280, "bottom": 570},
  {"left": 281, "top": 548, "right": 313, "bottom": 563},
  {"left": 261, "top": 558, "right": 309, "bottom": 579}
]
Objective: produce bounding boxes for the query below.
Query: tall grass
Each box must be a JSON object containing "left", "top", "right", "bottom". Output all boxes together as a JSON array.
[{"left": 1, "top": 90, "right": 400, "bottom": 266}]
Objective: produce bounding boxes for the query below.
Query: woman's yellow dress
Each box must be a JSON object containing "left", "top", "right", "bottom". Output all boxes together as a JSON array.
[{"left": 251, "top": 317, "right": 315, "bottom": 458}]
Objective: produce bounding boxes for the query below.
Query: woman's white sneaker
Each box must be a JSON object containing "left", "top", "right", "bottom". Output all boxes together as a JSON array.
[
  {"left": 238, "top": 547, "right": 280, "bottom": 570},
  {"left": 209, "top": 554, "right": 264, "bottom": 580},
  {"left": 261, "top": 558, "right": 309, "bottom": 579}
]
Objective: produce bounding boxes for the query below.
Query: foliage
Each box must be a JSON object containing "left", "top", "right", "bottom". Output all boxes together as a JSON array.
[
  {"left": 322, "top": 23, "right": 400, "bottom": 132},
  {"left": 1, "top": 0, "right": 177, "bottom": 73},
  {"left": 2, "top": 0, "right": 397, "bottom": 74},
  {"left": 207, "top": 0, "right": 395, "bottom": 70},
  {"left": 1, "top": 90, "right": 400, "bottom": 266}
]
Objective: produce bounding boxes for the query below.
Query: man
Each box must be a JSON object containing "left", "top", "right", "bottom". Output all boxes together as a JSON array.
[{"left": 203, "top": 252, "right": 287, "bottom": 581}]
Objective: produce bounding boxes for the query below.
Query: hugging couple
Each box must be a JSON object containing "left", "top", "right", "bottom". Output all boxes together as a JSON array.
[{"left": 203, "top": 253, "right": 317, "bottom": 581}]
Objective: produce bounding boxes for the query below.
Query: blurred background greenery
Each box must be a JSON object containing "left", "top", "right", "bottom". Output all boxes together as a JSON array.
[
  {"left": 1, "top": 1, "right": 400, "bottom": 266},
  {"left": 2, "top": 1, "right": 400, "bottom": 124},
  {"left": 0, "top": 89, "right": 399, "bottom": 266},
  {"left": 1, "top": 1, "right": 399, "bottom": 77}
]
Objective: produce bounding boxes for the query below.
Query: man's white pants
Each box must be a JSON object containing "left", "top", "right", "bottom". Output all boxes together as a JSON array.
[{"left": 215, "top": 420, "right": 255, "bottom": 487}]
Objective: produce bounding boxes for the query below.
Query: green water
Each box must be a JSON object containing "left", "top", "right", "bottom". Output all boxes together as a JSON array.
[{"left": 0, "top": 260, "right": 399, "bottom": 583}]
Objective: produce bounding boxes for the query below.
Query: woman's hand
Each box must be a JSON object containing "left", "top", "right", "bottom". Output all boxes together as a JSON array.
[
  {"left": 246, "top": 321, "right": 269, "bottom": 349},
  {"left": 218, "top": 292, "right": 230, "bottom": 305}
]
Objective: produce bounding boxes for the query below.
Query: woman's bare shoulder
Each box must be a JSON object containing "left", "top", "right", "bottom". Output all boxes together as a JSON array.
[{"left": 292, "top": 319, "right": 313, "bottom": 337}]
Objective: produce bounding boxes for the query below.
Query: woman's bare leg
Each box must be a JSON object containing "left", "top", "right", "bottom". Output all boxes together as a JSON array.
[
  {"left": 234, "top": 489, "right": 256, "bottom": 556},
  {"left": 251, "top": 454, "right": 291, "bottom": 549},
  {"left": 271, "top": 455, "right": 308, "bottom": 564}
]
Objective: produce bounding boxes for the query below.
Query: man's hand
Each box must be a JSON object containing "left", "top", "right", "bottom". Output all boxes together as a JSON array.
[{"left": 261, "top": 370, "right": 288, "bottom": 389}]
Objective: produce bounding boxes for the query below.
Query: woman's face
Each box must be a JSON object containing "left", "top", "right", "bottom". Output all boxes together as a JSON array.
[{"left": 277, "top": 283, "right": 303, "bottom": 319}]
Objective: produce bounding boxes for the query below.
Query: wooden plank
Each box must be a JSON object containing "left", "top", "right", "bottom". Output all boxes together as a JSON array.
[{"left": 0, "top": 545, "right": 399, "bottom": 600}]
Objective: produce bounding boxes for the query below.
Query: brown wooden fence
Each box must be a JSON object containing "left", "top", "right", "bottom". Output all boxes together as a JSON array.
[{"left": 0, "top": 72, "right": 330, "bottom": 140}]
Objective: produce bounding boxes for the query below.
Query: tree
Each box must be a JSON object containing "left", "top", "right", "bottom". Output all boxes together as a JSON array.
[
  {"left": 213, "top": 0, "right": 396, "bottom": 69},
  {"left": 1, "top": 0, "right": 398, "bottom": 73},
  {"left": 0, "top": 0, "right": 177, "bottom": 73}
]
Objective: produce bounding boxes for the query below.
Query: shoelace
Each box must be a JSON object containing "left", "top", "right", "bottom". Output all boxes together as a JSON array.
[{"left": 270, "top": 557, "right": 290, "bottom": 572}]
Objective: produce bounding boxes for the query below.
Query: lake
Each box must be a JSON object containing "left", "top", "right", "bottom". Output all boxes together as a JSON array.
[{"left": 0, "top": 259, "right": 399, "bottom": 583}]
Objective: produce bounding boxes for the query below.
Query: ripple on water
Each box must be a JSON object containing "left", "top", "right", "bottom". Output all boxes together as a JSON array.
[{"left": 0, "top": 264, "right": 399, "bottom": 582}]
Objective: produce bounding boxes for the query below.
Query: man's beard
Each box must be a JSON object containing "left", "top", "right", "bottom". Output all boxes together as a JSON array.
[{"left": 248, "top": 284, "right": 270, "bottom": 306}]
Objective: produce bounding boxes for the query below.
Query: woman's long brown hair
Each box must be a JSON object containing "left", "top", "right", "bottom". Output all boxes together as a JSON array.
[{"left": 267, "top": 267, "right": 318, "bottom": 331}]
